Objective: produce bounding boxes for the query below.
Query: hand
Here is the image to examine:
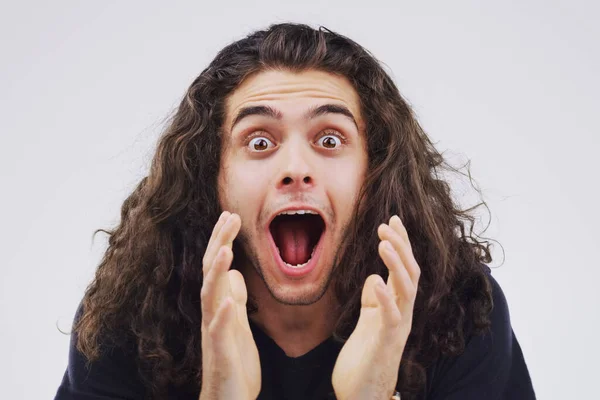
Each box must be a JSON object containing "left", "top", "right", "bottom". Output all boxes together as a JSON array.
[
  {"left": 199, "top": 211, "right": 261, "bottom": 400},
  {"left": 332, "top": 215, "right": 420, "bottom": 400}
]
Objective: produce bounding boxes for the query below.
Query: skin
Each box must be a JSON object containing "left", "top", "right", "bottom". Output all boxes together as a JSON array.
[
  {"left": 202, "top": 68, "right": 421, "bottom": 399},
  {"left": 331, "top": 215, "right": 421, "bottom": 399},
  {"left": 218, "top": 68, "right": 368, "bottom": 356}
]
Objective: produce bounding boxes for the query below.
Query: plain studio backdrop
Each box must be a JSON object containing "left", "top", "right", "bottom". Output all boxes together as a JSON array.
[{"left": 1, "top": 1, "right": 598, "bottom": 399}]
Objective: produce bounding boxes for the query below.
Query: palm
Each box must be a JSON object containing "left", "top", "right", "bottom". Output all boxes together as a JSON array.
[
  {"left": 332, "top": 278, "right": 394, "bottom": 399},
  {"left": 228, "top": 270, "right": 261, "bottom": 398},
  {"left": 333, "top": 216, "right": 420, "bottom": 400},
  {"left": 200, "top": 212, "right": 262, "bottom": 400}
]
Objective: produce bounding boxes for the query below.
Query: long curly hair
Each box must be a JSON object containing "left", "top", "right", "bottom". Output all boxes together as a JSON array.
[{"left": 75, "top": 22, "right": 497, "bottom": 399}]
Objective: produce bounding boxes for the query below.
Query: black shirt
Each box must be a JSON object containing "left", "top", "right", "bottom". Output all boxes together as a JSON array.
[{"left": 55, "top": 268, "right": 536, "bottom": 399}]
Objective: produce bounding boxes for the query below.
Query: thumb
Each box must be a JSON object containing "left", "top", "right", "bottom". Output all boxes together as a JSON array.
[
  {"left": 361, "top": 274, "right": 386, "bottom": 308},
  {"left": 228, "top": 269, "right": 251, "bottom": 332}
]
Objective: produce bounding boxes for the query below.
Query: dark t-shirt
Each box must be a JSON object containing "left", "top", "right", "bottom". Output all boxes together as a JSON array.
[{"left": 55, "top": 267, "right": 536, "bottom": 399}]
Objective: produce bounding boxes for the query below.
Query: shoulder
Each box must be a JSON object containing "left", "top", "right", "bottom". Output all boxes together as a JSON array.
[
  {"left": 484, "top": 266, "right": 512, "bottom": 345},
  {"left": 425, "top": 265, "right": 536, "bottom": 400},
  {"left": 54, "top": 302, "right": 147, "bottom": 400}
]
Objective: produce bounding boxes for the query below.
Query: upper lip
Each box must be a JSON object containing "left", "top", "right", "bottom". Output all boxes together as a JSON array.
[{"left": 267, "top": 205, "right": 327, "bottom": 228}]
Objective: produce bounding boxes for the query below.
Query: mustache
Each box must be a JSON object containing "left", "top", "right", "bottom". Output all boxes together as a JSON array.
[{"left": 259, "top": 195, "right": 334, "bottom": 225}]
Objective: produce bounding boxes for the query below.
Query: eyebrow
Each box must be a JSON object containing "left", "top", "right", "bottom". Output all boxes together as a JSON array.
[{"left": 230, "top": 103, "right": 359, "bottom": 131}]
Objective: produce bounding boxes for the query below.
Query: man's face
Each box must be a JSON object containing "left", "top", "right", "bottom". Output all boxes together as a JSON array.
[{"left": 218, "top": 68, "right": 368, "bottom": 305}]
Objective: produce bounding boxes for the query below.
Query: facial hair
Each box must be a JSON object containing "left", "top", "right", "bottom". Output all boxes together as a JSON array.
[{"left": 234, "top": 222, "right": 350, "bottom": 307}]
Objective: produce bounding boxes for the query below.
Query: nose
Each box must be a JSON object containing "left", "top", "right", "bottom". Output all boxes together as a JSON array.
[{"left": 276, "top": 143, "right": 315, "bottom": 192}]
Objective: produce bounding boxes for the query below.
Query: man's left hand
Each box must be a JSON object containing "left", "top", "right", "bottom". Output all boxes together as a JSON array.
[{"left": 332, "top": 215, "right": 421, "bottom": 400}]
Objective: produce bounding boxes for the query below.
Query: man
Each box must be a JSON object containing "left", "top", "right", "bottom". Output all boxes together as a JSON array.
[{"left": 55, "top": 23, "right": 536, "bottom": 399}]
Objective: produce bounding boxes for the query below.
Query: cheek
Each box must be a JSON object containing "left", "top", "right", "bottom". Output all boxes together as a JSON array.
[
  {"left": 219, "top": 161, "right": 271, "bottom": 214},
  {"left": 323, "top": 156, "right": 367, "bottom": 213}
]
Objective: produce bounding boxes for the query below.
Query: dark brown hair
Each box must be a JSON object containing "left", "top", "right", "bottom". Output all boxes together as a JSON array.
[{"left": 75, "top": 22, "right": 497, "bottom": 399}]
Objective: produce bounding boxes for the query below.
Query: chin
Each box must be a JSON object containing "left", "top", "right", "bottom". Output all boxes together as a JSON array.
[
  {"left": 240, "top": 205, "right": 343, "bottom": 306},
  {"left": 247, "top": 238, "right": 337, "bottom": 306},
  {"left": 262, "top": 270, "right": 333, "bottom": 306}
]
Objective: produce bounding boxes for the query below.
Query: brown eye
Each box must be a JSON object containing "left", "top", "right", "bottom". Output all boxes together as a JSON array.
[
  {"left": 318, "top": 135, "right": 341, "bottom": 149},
  {"left": 248, "top": 137, "right": 274, "bottom": 152}
]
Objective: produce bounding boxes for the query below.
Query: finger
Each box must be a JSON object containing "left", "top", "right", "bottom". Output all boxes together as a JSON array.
[
  {"left": 201, "top": 246, "right": 233, "bottom": 322},
  {"left": 374, "top": 281, "right": 402, "bottom": 330},
  {"left": 378, "top": 223, "right": 405, "bottom": 254},
  {"left": 389, "top": 215, "right": 410, "bottom": 249},
  {"left": 390, "top": 216, "right": 421, "bottom": 285},
  {"left": 202, "top": 211, "right": 230, "bottom": 270},
  {"left": 378, "top": 240, "right": 416, "bottom": 306},
  {"left": 203, "top": 213, "right": 241, "bottom": 275},
  {"left": 378, "top": 221, "right": 420, "bottom": 287},
  {"left": 210, "top": 211, "right": 231, "bottom": 246},
  {"left": 220, "top": 213, "right": 241, "bottom": 248}
]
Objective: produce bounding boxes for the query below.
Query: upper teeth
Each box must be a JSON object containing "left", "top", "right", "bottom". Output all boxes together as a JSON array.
[{"left": 278, "top": 209, "right": 318, "bottom": 216}]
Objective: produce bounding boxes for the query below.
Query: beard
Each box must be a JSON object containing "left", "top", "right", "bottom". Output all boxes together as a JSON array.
[{"left": 234, "top": 224, "right": 348, "bottom": 307}]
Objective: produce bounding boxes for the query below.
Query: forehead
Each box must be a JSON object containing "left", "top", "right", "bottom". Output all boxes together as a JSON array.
[{"left": 223, "top": 69, "right": 364, "bottom": 133}]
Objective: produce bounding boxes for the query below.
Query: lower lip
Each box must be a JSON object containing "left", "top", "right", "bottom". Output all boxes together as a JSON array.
[{"left": 267, "top": 229, "right": 325, "bottom": 278}]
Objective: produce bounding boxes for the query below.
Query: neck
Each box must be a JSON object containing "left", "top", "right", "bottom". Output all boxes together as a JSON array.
[{"left": 241, "top": 265, "right": 340, "bottom": 358}]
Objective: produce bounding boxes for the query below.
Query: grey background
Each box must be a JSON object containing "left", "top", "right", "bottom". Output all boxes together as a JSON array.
[{"left": 1, "top": 1, "right": 598, "bottom": 399}]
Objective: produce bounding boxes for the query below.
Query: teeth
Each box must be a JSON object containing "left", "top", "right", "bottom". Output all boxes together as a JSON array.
[
  {"left": 278, "top": 209, "right": 318, "bottom": 216},
  {"left": 285, "top": 260, "right": 309, "bottom": 268}
]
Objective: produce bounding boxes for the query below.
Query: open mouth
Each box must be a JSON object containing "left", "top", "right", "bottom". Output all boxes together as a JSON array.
[{"left": 269, "top": 211, "right": 326, "bottom": 269}]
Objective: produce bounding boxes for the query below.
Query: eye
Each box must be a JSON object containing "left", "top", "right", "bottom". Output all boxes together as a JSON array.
[
  {"left": 248, "top": 136, "right": 275, "bottom": 152},
  {"left": 317, "top": 134, "right": 342, "bottom": 149}
]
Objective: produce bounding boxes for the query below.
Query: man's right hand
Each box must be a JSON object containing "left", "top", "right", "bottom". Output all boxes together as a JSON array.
[{"left": 199, "top": 211, "right": 261, "bottom": 400}]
